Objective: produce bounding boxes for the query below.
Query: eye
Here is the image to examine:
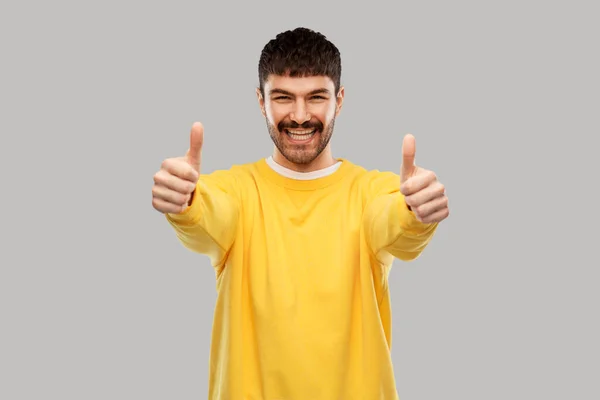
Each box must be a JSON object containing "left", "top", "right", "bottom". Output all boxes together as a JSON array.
[
  {"left": 311, "top": 96, "right": 327, "bottom": 100},
  {"left": 273, "top": 96, "right": 290, "bottom": 101}
]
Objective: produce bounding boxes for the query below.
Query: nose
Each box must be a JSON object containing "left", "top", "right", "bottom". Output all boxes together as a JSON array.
[{"left": 290, "top": 101, "right": 311, "bottom": 124}]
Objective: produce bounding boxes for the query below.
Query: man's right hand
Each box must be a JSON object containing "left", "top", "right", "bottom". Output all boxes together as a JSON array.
[{"left": 152, "top": 122, "right": 204, "bottom": 214}]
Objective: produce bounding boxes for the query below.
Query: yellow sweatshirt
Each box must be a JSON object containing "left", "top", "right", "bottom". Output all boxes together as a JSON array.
[{"left": 165, "top": 157, "right": 438, "bottom": 400}]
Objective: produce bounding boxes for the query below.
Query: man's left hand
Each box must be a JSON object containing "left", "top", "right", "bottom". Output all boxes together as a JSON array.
[{"left": 399, "top": 133, "right": 450, "bottom": 224}]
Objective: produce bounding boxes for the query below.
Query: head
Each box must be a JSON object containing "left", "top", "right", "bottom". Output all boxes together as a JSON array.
[{"left": 256, "top": 27, "right": 344, "bottom": 171}]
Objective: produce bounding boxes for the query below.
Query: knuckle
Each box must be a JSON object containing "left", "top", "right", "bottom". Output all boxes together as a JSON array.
[{"left": 154, "top": 170, "right": 167, "bottom": 184}]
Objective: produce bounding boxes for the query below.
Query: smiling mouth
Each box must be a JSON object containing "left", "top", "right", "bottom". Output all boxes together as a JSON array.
[{"left": 284, "top": 128, "right": 317, "bottom": 141}]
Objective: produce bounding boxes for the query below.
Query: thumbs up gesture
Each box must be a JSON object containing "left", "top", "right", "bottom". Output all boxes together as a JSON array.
[
  {"left": 152, "top": 122, "right": 204, "bottom": 214},
  {"left": 400, "top": 134, "right": 449, "bottom": 223}
]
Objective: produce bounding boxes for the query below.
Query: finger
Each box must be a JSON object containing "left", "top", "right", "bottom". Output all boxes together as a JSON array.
[
  {"left": 400, "top": 169, "right": 437, "bottom": 196},
  {"left": 186, "top": 122, "right": 204, "bottom": 173},
  {"left": 400, "top": 133, "right": 416, "bottom": 182},
  {"left": 404, "top": 181, "right": 445, "bottom": 208},
  {"left": 161, "top": 158, "right": 199, "bottom": 183},
  {"left": 154, "top": 169, "right": 197, "bottom": 194},
  {"left": 419, "top": 207, "right": 450, "bottom": 224},
  {"left": 152, "top": 196, "right": 189, "bottom": 214},
  {"left": 412, "top": 194, "right": 448, "bottom": 220},
  {"left": 152, "top": 184, "right": 191, "bottom": 206}
]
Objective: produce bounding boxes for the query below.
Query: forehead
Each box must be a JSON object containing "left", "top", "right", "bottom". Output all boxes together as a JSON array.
[{"left": 264, "top": 74, "right": 335, "bottom": 95}]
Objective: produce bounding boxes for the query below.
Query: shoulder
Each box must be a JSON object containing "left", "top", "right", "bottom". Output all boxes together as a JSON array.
[
  {"left": 196, "top": 159, "right": 263, "bottom": 194},
  {"left": 202, "top": 159, "right": 262, "bottom": 177},
  {"left": 342, "top": 159, "right": 400, "bottom": 197}
]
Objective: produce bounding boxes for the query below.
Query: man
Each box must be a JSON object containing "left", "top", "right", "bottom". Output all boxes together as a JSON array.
[{"left": 152, "top": 27, "right": 449, "bottom": 400}]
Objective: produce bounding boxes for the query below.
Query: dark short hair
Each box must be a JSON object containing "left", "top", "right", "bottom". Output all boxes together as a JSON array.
[{"left": 258, "top": 27, "right": 342, "bottom": 96}]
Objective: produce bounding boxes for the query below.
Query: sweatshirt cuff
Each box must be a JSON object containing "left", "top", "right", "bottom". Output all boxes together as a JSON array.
[
  {"left": 396, "top": 193, "right": 437, "bottom": 234},
  {"left": 165, "top": 181, "right": 203, "bottom": 224}
]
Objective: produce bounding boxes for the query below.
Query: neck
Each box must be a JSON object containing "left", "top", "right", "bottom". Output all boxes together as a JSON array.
[{"left": 272, "top": 147, "right": 337, "bottom": 172}]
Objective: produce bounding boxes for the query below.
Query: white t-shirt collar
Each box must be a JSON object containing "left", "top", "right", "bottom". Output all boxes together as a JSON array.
[{"left": 265, "top": 156, "right": 342, "bottom": 180}]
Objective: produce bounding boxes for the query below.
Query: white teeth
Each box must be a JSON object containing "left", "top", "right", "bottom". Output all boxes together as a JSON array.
[
  {"left": 287, "top": 129, "right": 314, "bottom": 135},
  {"left": 286, "top": 129, "right": 316, "bottom": 141}
]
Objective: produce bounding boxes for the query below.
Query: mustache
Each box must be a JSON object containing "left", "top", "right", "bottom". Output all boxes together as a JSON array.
[{"left": 278, "top": 120, "right": 323, "bottom": 131}]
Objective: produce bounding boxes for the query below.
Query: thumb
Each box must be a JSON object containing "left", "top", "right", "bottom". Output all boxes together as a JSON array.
[
  {"left": 400, "top": 133, "right": 416, "bottom": 182},
  {"left": 186, "top": 122, "right": 204, "bottom": 173}
]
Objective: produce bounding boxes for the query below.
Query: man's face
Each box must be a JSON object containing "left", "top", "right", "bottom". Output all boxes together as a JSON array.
[{"left": 258, "top": 74, "right": 343, "bottom": 167}]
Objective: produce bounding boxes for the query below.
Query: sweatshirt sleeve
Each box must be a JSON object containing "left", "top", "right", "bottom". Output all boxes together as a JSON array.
[
  {"left": 362, "top": 171, "right": 438, "bottom": 263},
  {"left": 165, "top": 169, "right": 240, "bottom": 269}
]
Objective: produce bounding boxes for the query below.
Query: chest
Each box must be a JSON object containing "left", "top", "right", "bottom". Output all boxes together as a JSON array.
[{"left": 238, "top": 186, "right": 366, "bottom": 265}]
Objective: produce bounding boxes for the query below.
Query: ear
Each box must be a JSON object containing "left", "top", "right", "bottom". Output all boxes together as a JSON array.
[
  {"left": 256, "top": 87, "right": 266, "bottom": 117},
  {"left": 335, "top": 86, "right": 345, "bottom": 117}
]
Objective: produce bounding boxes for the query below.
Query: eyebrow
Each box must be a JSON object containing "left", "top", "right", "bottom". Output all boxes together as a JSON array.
[{"left": 268, "top": 88, "right": 331, "bottom": 96}]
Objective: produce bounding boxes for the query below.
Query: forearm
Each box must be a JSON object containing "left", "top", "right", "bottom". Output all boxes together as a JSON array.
[
  {"left": 364, "top": 192, "right": 438, "bottom": 262},
  {"left": 166, "top": 177, "right": 239, "bottom": 266}
]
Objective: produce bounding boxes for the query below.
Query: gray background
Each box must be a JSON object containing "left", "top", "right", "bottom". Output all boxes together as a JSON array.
[{"left": 2, "top": 0, "right": 599, "bottom": 399}]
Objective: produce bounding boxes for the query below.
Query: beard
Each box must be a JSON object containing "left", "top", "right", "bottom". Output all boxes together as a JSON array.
[{"left": 266, "top": 116, "right": 335, "bottom": 165}]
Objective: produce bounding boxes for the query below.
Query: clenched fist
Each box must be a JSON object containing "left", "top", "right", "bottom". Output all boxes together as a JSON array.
[{"left": 152, "top": 122, "right": 204, "bottom": 214}]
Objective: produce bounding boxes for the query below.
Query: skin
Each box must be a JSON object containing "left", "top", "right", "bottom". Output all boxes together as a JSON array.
[
  {"left": 400, "top": 133, "right": 450, "bottom": 223},
  {"left": 256, "top": 74, "right": 344, "bottom": 172},
  {"left": 152, "top": 74, "right": 449, "bottom": 224}
]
